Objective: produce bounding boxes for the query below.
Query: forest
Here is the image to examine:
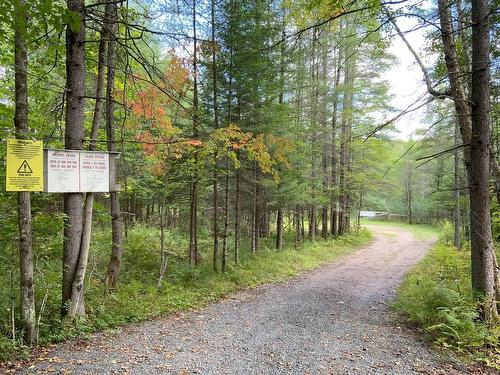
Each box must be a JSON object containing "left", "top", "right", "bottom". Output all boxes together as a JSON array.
[{"left": 0, "top": 0, "right": 499, "bottom": 370}]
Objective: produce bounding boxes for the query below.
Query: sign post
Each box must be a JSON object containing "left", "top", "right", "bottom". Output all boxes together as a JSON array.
[
  {"left": 4, "top": 140, "right": 119, "bottom": 193},
  {"left": 6, "top": 139, "right": 44, "bottom": 191},
  {"left": 44, "top": 149, "right": 119, "bottom": 193}
]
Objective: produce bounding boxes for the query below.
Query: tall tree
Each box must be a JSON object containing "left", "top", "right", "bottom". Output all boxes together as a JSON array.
[
  {"left": 330, "top": 49, "right": 341, "bottom": 237},
  {"left": 388, "top": 0, "right": 499, "bottom": 316},
  {"left": 469, "top": 0, "right": 496, "bottom": 318},
  {"left": 70, "top": 0, "right": 112, "bottom": 316},
  {"left": 189, "top": 0, "right": 199, "bottom": 266},
  {"left": 275, "top": 11, "right": 286, "bottom": 251},
  {"left": 453, "top": 122, "right": 461, "bottom": 248},
  {"left": 105, "top": 0, "right": 123, "bottom": 288},
  {"left": 211, "top": 0, "right": 219, "bottom": 271},
  {"left": 62, "top": 0, "right": 86, "bottom": 317},
  {"left": 14, "top": 0, "right": 35, "bottom": 344}
]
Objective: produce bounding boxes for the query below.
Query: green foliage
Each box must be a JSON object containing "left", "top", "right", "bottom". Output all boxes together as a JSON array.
[
  {"left": 491, "top": 198, "right": 500, "bottom": 242},
  {"left": 0, "top": 223, "right": 371, "bottom": 362},
  {"left": 394, "top": 242, "right": 500, "bottom": 368},
  {"left": 438, "top": 220, "right": 455, "bottom": 246}
]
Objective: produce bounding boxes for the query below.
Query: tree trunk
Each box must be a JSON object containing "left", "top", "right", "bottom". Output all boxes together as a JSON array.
[
  {"left": 338, "top": 57, "right": 350, "bottom": 236},
  {"left": 222, "top": 161, "right": 229, "bottom": 272},
  {"left": 321, "top": 36, "right": 329, "bottom": 239},
  {"left": 211, "top": 0, "right": 219, "bottom": 272},
  {"left": 437, "top": 0, "right": 472, "bottom": 171},
  {"left": 105, "top": 1, "right": 123, "bottom": 289},
  {"left": 454, "top": 122, "right": 461, "bottom": 248},
  {"left": 294, "top": 204, "right": 301, "bottom": 250},
  {"left": 222, "top": 45, "right": 233, "bottom": 272},
  {"left": 251, "top": 164, "right": 259, "bottom": 254},
  {"left": 330, "top": 57, "right": 341, "bottom": 237},
  {"left": 157, "top": 167, "right": 169, "bottom": 289},
  {"left": 14, "top": 0, "right": 35, "bottom": 342},
  {"left": 62, "top": 0, "right": 86, "bottom": 318},
  {"left": 69, "top": 22, "right": 107, "bottom": 315},
  {"left": 234, "top": 151, "right": 240, "bottom": 263},
  {"left": 406, "top": 162, "right": 413, "bottom": 225},
  {"left": 309, "top": 206, "right": 316, "bottom": 240},
  {"left": 469, "top": 0, "right": 497, "bottom": 318},
  {"left": 262, "top": 205, "right": 270, "bottom": 238},
  {"left": 276, "top": 13, "right": 285, "bottom": 251},
  {"left": 276, "top": 207, "right": 283, "bottom": 250},
  {"left": 189, "top": 0, "right": 199, "bottom": 266},
  {"left": 309, "top": 28, "right": 318, "bottom": 241}
]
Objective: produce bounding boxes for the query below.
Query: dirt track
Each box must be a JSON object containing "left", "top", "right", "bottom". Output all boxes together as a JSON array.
[{"left": 9, "top": 225, "right": 472, "bottom": 374}]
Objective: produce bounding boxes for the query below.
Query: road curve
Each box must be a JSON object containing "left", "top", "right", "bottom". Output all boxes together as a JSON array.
[{"left": 12, "top": 225, "right": 469, "bottom": 374}]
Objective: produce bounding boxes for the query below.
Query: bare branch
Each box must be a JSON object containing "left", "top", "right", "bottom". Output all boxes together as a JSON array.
[{"left": 382, "top": 4, "right": 451, "bottom": 98}]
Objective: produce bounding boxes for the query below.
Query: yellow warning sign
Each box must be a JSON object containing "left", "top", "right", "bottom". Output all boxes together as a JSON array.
[{"left": 6, "top": 139, "right": 43, "bottom": 191}]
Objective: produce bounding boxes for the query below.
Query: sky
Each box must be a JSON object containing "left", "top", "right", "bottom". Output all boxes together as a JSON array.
[{"left": 381, "top": 15, "right": 432, "bottom": 140}]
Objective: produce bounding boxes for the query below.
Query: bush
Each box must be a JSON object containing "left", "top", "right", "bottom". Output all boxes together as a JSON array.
[
  {"left": 395, "top": 243, "right": 500, "bottom": 367},
  {"left": 438, "top": 220, "right": 454, "bottom": 246}
]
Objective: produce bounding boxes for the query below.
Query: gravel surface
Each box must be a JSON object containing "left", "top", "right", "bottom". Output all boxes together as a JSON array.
[{"left": 7, "top": 226, "right": 474, "bottom": 374}]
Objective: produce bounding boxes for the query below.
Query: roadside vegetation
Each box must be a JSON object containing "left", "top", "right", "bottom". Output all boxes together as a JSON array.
[
  {"left": 1, "top": 0, "right": 500, "bottom": 368},
  {"left": 395, "top": 222, "right": 500, "bottom": 369},
  {"left": 0, "top": 220, "right": 371, "bottom": 362}
]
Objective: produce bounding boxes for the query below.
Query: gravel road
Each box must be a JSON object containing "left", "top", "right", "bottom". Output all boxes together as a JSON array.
[{"left": 9, "top": 225, "right": 472, "bottom": 374}]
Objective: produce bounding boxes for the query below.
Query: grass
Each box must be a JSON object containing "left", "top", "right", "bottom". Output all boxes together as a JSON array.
[
  {"left": 393, "top": 223, "right": 500, "bottom": 370},
  {"left": 0, "top": 224, "right": 371, "bottom": 363}
]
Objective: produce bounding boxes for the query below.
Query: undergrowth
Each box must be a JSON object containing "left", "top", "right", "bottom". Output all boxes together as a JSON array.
[
  {"left": 394, "top": 222, "right": 500, "bottom": 369},
  {"left": 0, "top": 224, "right": 371, "bottom": 362}
]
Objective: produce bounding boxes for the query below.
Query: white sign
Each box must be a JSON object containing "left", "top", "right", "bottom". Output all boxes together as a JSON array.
[
  {"left": 47, "top": 150, "right": 80, "bottom": 192},
  {"left": 46, "top": 150, "right": 110, "bottom": 193},
  {"left": 79, "top": 152, "right": 109, "bottom": 192}
]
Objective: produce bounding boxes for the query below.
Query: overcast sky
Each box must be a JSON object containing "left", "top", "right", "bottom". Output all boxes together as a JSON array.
[{"left": 381, "top": 15, "right": 432, "bottom": 140}]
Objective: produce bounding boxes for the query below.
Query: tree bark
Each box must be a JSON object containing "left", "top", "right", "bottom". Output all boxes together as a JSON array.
[
  {"left": 234, "top": 151, "right": 240, "bottom": 263},
  {"left": 454, "top": 122, "right": 461, "bottom": 248},
  {"left": 157, "top": 164, "right": 169, "bottom": 289},
  {"left": 105, "top": 1, "right": 123, "bottom": 288},
  {"left": 330, "top": 56, "right": 341, "bottom": 237},
  {"left": 338, "top": 57, "right": 350, "bottom": 236},
  {"left": 62, "top": 0, "right": 86, "bottom": 318},
  {"left": 14, "top": 0, "right": 35, "bottom": 343},
  {"left": 69, "top": 0, "right": 110, "bottom": 317},
  {"left": 469, "top": 0, "right": 497, "bottom": 317},
  {"left": 211, "top": 0, "right": 219, "bottom": 271},
  {"left": 309, "top": 28, "right": 318, "bottom": 241},
  {"left": 294, "top": 204, "right": 301, "bottom": 249},
  {"left": 321, "top": 36, "right": 329, "bottom": 239},
  {"left": 189, "top": 0, "right": 199, "bottom": 266},
  {"left": 437, "top": 0, "right": 472, "bottom": 171},
  {"left": 222, "top": 161, "right": 229, "bottom": 272},
  {"left": 276, "top": 207, "right": 284, "bottom": 251},
  {"left": 222, "top": 44, "right": 233, "bottom": 272},
  {"left": 276, "top": 15, "right": 285, "bottom": 251},
  {"left": 406, "top": 162, "right": 413, "bottom": 225},
  {"left": 251, "top": 164, "right": 259, "bottom": 254}
]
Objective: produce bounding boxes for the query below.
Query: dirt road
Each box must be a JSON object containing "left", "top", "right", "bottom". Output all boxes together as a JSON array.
[{"left": 12, "top": 225, "right": 468, "bottom": 374}]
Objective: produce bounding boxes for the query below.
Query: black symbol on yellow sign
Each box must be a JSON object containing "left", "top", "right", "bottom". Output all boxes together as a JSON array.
[{"left": 17, "top": 160, "right": 33, "bottom": 174}]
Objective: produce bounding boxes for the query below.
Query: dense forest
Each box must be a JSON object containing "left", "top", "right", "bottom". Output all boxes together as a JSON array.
[{"left": 0, "top": 0, "right": 499, "bottom": 366}]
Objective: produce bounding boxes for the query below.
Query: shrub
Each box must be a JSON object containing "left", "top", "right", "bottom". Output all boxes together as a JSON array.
[{"left": 395, "top": 242, "right": 500, "bottom": 367}]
